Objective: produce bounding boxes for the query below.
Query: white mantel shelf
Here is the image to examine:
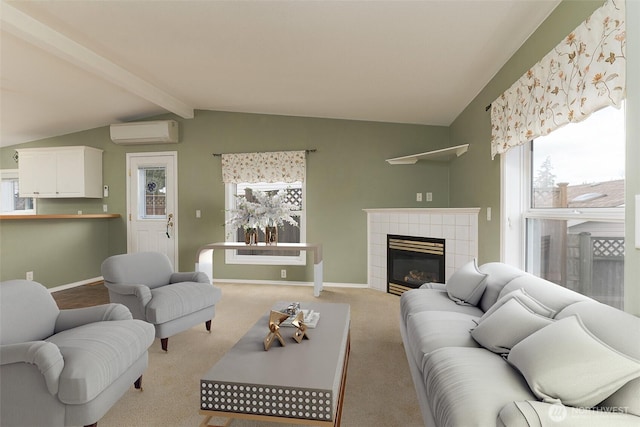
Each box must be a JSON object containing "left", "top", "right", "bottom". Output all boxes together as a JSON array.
[
  {"left": 386, "top": 144, "right": 469, "bottom": 165},
  {"left": 364, "top": 208, "right": 480, "bottom": 214}
]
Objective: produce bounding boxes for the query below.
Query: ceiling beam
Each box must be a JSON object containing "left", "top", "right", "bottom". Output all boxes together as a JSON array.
[{"left": 1, "top": 2, "right": 194, "bottom": 119}]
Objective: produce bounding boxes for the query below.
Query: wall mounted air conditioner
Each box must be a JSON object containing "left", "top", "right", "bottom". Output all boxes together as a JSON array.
[{"left": 110, "top": 120, "right": 179, "bottom": 144}]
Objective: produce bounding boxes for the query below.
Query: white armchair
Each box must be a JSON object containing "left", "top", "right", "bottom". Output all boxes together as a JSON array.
[
  {"left": 0, "top": 279, "right": 155, "bottom": 427},
  {"left": 101, "top": 251, "right": 222, "bottom": 351}
]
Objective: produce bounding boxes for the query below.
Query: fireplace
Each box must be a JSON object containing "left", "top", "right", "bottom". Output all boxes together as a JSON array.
[{"left": 387, "top": 235, "right": 445, "bottom": 296}]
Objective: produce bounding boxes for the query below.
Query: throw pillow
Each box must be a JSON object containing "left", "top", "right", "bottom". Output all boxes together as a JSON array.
[
  {"left": 508, "top": 315, "right": 640, "bottom": 408},
  {"left": 480, "top": 288, "right": 555, "bottom": 322},
  {"left": 471, "top": 298, "right": 553, "bottom": 354},
  {"left": 445, "top": 259, "right": 488, "bottom": 306}
]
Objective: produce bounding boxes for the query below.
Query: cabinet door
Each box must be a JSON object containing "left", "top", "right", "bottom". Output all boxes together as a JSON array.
[
  {"left": 18, "top": 150, "right": 57, "bottom": 197},
  {"left": 55, "top": 149, "right": 84, "bottom": 196}
]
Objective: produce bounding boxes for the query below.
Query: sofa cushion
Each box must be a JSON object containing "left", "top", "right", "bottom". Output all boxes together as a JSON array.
[
  {"left": 445, "top": 259, "right": 488, "bottom": 306},
  {"left": 423, "top": 347, "right": 536, "bottom": 427},
  {"left": 406, "top": 311, "right": 479, "bottom": 369},
  {"left": 471, "top": 297, "right": 554, "bottom": 354},
  {"left": 47, "top": 319, "right": 155, "bottom": 404},
  {"left": 481, "top": 288, "right": 555, "bottom": 321},
  {"left": 146, "top": 282, "right": 222, "bottom": 324},
  {"left": 508, "top": 315, "right": 640, "bottom": 408},
  {"left": 599, "top": 378, "right": 640, "bottom": 417},
  {"left": 498, "top": 275, "right": 591, "bottom": 314},
  {"left": 477, "top": 262, "right": 529, "bottom": 312},
  {"left": 400, "top": 289, "right": 484, "bottom": 323},
  {"left": 557, "top": 301, "right": 640, "bottom": 415}
]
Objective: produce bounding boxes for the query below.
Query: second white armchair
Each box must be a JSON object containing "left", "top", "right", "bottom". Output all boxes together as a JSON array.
[{"left": 101, "top": 251, "right": 222, "bottom": 351}]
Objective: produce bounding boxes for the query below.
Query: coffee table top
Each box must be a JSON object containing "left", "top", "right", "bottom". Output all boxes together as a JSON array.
[{"left": 201, "top": 302, "right": 350, "bottom": 421}]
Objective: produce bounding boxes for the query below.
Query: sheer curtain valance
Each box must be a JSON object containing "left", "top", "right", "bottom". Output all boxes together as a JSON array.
[
  {"left": 221, "top": 151, "right": 306, "bottom": 184},
  {"left": 490, "top": 0, "right": 626, "bottom": 159}
]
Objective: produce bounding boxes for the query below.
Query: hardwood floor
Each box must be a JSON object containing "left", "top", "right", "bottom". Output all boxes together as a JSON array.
[{"left": 52, "top": 282, "right": 110, "bottom": 309}]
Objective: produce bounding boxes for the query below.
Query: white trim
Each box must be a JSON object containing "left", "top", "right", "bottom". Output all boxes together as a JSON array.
[
  {"left": 524, "top": 209, "right": 625, "bottom": 223},
  {"left": 212, "top": 278, "right": 369, "bottom": 289},
  {"left": 363, "top": 208, "right": 480, "bottom": 214},
  {"left": 500, "top": 144, "right": 528, "bottom": 268},
  {"left": 48, "top": 276, "right": 104, "bottom": 293}
]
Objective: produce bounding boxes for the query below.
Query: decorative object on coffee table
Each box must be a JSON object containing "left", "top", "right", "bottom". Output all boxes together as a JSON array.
[
  {"left": 264, "top": 310, "right": 290, "bottom": 350},
  {"left": 291, "top": 310, "right": 309, "bottom": 343}
]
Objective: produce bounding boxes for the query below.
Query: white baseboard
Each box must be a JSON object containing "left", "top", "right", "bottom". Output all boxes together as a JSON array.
[
  {"left": 49, "top": 276, "right": 104, "bottom": 293},
  {"left": 48, "top": 277, "right": 374, "bottom": 293}
]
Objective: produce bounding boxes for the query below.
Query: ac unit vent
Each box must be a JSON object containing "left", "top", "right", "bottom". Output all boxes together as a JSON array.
[{"left": 110, "top": 120, "right": 179, "bottom": 144}]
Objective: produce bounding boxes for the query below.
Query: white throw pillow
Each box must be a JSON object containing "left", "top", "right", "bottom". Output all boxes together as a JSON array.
[
  {"left": 508, "top": 315, "right": 640, "bottom": 408},
  {"left": 445, "top": 259, "right": 488, "bottom": 306},
  {"left": 480, "top": 288, "right": 555, "bottom": 322},
  {"left": 471, "top": 298, "right": 553, "bottom": 354}
]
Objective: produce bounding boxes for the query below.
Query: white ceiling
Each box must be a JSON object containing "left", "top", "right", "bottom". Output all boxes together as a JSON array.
[{"left": 0, "top": 0, "right": 561, "bottom": 148}]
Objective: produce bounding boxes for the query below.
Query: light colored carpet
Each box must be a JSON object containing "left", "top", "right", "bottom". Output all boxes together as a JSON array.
[{"left": 100, "top": 283, "right": 423, "bottom": 427}]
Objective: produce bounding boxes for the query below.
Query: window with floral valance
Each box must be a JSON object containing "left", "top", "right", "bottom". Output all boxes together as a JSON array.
[
  {"left": 221, "top": 150, "right": 306, "bottom": 183},
  {"left": 490, "top": 0, "right": 626, "bottom": 159}
]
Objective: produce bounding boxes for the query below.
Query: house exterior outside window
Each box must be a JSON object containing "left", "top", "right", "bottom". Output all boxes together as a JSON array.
[{"left": 503, "top": 105, "right": 626, "bottom": 309}]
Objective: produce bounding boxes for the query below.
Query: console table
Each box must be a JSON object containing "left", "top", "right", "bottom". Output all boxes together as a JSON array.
[{"left": 195, "top": 242, "right": 324, "bottom": 296}]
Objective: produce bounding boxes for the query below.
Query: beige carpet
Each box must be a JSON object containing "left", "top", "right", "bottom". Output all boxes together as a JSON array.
[{"left": 99, "top": 283, "right": 423, "bottom": 427}]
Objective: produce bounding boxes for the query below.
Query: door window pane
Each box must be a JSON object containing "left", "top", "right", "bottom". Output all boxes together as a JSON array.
[{"left": 138, "top": 167, "right": 166, "bottom": 219}]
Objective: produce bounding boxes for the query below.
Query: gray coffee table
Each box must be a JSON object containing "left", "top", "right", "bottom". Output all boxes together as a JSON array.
[{"left": 200, "top": 302, "right": 350, "bottom": 427}]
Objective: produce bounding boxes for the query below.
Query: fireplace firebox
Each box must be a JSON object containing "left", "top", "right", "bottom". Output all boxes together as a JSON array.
[{"left": 387, "top": 235, "right": 445, "bottom": 296}]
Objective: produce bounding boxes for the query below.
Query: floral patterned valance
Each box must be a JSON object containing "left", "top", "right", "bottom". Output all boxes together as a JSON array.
[
  {"left": 490, "top": 0, "right": 626, "bottom": 159},
  {"left": 221, "top": 150, "right": 306, "bottom": 184}
]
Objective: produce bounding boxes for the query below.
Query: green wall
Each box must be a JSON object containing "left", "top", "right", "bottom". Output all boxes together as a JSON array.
[
  {"left": 2, "top": 0, "right": 638, "bottom": 315},
  {"left": 1, "top": 111, "right": 450, "bottom": 287},
  {"left": 448, "top": 0, "right": 603, "bottom": 265}
]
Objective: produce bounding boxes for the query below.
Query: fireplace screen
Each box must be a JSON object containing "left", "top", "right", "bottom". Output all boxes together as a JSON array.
[{"left": 387, "top": 235, "right": 445, "bottom": 296}]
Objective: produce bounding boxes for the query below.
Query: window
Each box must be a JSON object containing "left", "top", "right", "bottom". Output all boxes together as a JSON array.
[
  {"left": 225, "top": 181, "right": 306, "bottom": 265},
  {"left": 0, "top": 169, "right": 35, "bottom": 215},
  {"left": 504, "top": 105, "right": 626, "bottom": 309}
]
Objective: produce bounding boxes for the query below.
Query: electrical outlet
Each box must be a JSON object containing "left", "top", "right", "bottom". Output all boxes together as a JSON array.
[
  {"left": 281, "top": 269, "right": 287, "bottom": 279},
  {"left": 416, "top": 192, "right": 422, "bottom": 202},
  {"left": 196, "top": 210, "right": 201, "bottom": 218},
  {"left": 103, "top": 204, "right": 108, "bottom": 213},
  {"left": 26, "top": 271, "right": 33, "bottom": 280},
  {"left": 426, "top": 192, "right": 433, "bottom": 202}
]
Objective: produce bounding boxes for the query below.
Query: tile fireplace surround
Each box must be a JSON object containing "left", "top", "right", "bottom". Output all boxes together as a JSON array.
[{"left": 365, "top": 208, "right": 480, "bottom": 292}]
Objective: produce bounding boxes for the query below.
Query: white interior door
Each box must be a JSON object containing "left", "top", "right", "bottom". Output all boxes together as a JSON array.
[{"left": 126, "top": 152, "right": 178, "bottom": 268}]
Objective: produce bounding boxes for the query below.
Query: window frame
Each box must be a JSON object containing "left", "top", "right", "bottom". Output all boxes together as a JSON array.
[
  {"left": 224, "top": 181, "right": 307, "bottom": 266},
  {"left": 0, "top": 169, "right": 36, "bottom": 215}
]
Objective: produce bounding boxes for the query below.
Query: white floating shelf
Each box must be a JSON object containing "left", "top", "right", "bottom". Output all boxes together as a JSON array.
[{"left": 386, "top": 143, "right": 469, "bottom": 165}]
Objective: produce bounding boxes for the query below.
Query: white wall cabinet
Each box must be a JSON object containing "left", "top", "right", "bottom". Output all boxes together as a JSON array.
[{"left": 17, "top": 146, "right": 103, "bottom": 198}]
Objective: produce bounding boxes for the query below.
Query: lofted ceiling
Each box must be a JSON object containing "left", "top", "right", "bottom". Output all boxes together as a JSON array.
[{"left": 0, "top": 0, "right": 561, "bottom": 148}]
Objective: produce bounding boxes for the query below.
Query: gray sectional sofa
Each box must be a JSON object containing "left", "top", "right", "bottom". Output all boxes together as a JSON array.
[{"left": 399, "top": 261, "right": 640, "bottom": 426}]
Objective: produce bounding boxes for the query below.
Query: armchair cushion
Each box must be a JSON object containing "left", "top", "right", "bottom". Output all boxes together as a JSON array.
[
  {"left": 101, "top": 251, "right": 174, "bottom": 289},
  {"left": 0, "top": 279, "right": 59, "bottom": 344},
  {"left": 146, "top": 282, "right": 222, "bottom": 324},
  {"left": 170, "top": 271, "right": 209, "bottom": 284},
  {"left": 54, "top": 303, "right": 132, "bottom": 333},
  {"left": 47, "top": 319, "right": 155, "bottom": 404}
]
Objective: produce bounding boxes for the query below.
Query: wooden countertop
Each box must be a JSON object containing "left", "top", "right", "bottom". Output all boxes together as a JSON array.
[{"left": 0, "top": 214, "right": 121, "bottom": 220}]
